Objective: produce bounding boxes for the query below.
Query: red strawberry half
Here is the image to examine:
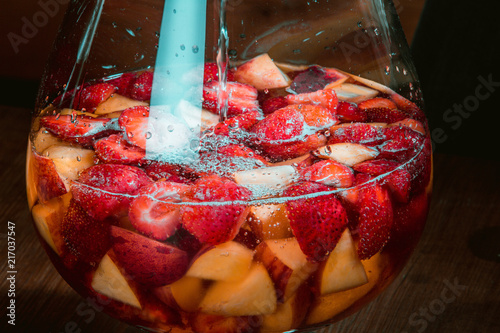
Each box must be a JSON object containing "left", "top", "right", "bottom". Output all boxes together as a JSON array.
[
  {"left": 71, "top": 164, "right": 152, "bottom": 221},
  {"left": 40, "top": 115, "right": 116, "bottom": 147},
  {"left": 181, "top": 175, "right": 252, "bottom": 245},
  {"left": 32, "top": 150, "right": 68, "bottom": 202},
  {"left": 300, "top": 159, "right": 354, "bottom": 188},
  {"left": 203, "top": 62, "right": 235, "bottom": 83},
  {"left": 118, "top": 106, "right": 150, "bottom": 149},
  {"left": 203, "top": 81, "right": 259, "bottom": 116},
  {"left": 93, "top": 134, "right": 145, "bottom": 164},
  {"left": 378, "top": 124, "right": 425, "bottom": 161},
  {"left": 364, "top": 107, "right": 408, "bottom": 124},
  {"left": 261, "top": 96, "right": 289, "bottom": 115},
  {"left": 129, "top": 71, "right": 153, "bottom": 101},
  {"left": 335, "top": 101, "right": 367, "bottom": 122},
  {"left": 286, "top": 89, "right": 339, "bottom": 112},
  {"left": 129, "top": 181, "right": 190, "bottom": 241},
  {"left": 284, "top": 182, "right": 348, "bottom": 261},
  {"left": 73, "top": 83, "right": 116, "bottom": 111},
  {"left": 61, "top": 199, "right": 111, "bottom": 265},
  {"left": 357, "top": 184, "right": 393, "bottom": 260},
  {"left": 328, "top": 123, "right": 385, "bottom": 146},
  {"left": 212, "top": 109, "right": 262, "bottom": 140}
]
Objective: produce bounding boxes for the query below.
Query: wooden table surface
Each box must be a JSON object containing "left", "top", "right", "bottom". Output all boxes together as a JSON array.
[{"left": 1, "top": 105, "right": 499, "bottom": 333}]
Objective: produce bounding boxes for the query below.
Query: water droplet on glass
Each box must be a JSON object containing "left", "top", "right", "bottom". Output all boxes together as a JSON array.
[
  {"left": 76, "top": 156, "right": 81, "bottom": 162},
  {"left": 173, "top": 9, "right": 176, "bottom": 14},
  {"left": 239, "top": 33, "right": 246, "bottom": 39},
  {"left": 374, "top": 28, "right": 380, "bottom": 36},
  {"left": 192, "top": 45, "right": 199, "bottom": 53},
  {"left": 167, "top": 125, "right": 175, "bottom": 132},
  {"left": 111, "top": 22, "right": 118, "bottom": 28},
  {"left": 293, "top": 49, "right": 301, "bottom": 54},
  {"left": 384, "top": 66, "right": 391, "bottom": 75},
  {"left": 146, "top": 132, "right": 152, "bottom": 139},
  {"left": 155, "top": 31, "right": 160, "bottom": 38},
  {"left": 357, "top": 21, "right": 362, "bottom": 28},
  {"left": 180, "top": 44, "right": 185, "bottom": 50},
  {"left": 403, "top": 68, "right": 408, "bottom": 75}
]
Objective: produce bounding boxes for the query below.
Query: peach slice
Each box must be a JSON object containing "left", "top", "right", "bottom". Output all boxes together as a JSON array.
[
  {"left": 305, "top": 252, "right": 386, "bottom": 325},
  {"left": 255, "top": 237, "right": 318, "bottom": 302},
  {"left": 91, "top": 251, "right": 142, "bottom": 309},
  {"left": 186, "top": 241, "right": 254, "bottom": 282},
  {"left": 313, "top": 143, "right": 379, "bottom": 166},
  {"left": 330, "top": 83, "right": 378, "bottom": 104},
  {"left": 313, "top": 229, "right": 367, "bottom": 295},
  {"left": 199, "top": 263, "right": 277, "bottom": 316},
  {"left": 42, "top": 145, "right": 96, "bottom": 191},
  {"left": 31, "top": 192, "right": 72, "bottom": 255},
  {"left": 234, "top": 53, "right": 291, "bottom": 90},
  {"left": 94, "top": 94, "right": 148, "bottom": 115},
  {"left": 60, "top": 108, "right": 99, "bottom": 118},
  {"left": 31, "top": 150, "right": 67, "bottom": 203},
  {"left": 261, "top": 284, "right": 312, "bottom": 332},
  {"left": 32, "top": 127, "right": 70, "bottom": 154},
  {"left": 247, "top": 204, "right": 293, "bottom": 240},
  {"left": 189, "top": 313, "right": 256, "bottom": 333},
  {"left": 154, "top": 276, "right": 206, "bottom": 312}
]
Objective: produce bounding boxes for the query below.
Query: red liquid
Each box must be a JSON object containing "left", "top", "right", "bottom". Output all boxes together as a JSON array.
[{"left": 27, "top": 57, "right": 431, "bottom": 333}]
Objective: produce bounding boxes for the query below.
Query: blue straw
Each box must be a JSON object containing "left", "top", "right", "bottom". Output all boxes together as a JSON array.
[{"left": 147, "top": 0, "right": 207, "bottom": 162}]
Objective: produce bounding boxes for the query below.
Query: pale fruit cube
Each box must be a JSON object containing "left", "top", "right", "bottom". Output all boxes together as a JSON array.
[
  {"left": 233, "top": 165, "right": 298, "bottom": 197},
  {"left": 32, "top": 127, "right": 70, "bottom": 154},
  {"left": 306, "top": 252, "right": 386, "bottom": 325},
  {"left": 186, "top": 241, "right": 254, "bottom": 282},
  {"left": 247, "top": 204, "right": 293, "bottom": 240},
  {"left": 315, "top": 229, "right": 367, "bottom": 295},
  {"left": 256, "top": 237, "right": 318, "bottom": 302},
  {"left": 31, "top": 192, "right": 72, "bottom": 255},
  {"left": 94, "top": 94, "right": 148, "bottom": 115},
  {"left": 155, "top": 276, "right": 206, "bottom": 312},
  {"left": 91, "top": 252, "right": 142, "bottom": 309},
  {"left": 313, "top": 143, "right": 378, "bottom": 166},
  {"left": 330, "top": 83, "right": 378, "bottom": 104},
  {"left": 199, "top": 263, "right": 277, "bottom": 316},
  {"left": 234, "top": 53, "right": 291, "bottom": 90}
]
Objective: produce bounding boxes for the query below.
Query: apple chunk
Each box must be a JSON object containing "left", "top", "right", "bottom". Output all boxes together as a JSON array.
[
  {"left": 186, "top": 241, "right": 254, "bottom": 282},
  {"left": 305, "top": 252, "right": 386, "bottom": 325},
  {"left": 110, "top": 226, "right": 189, "bottom": 287},
  {"left": 261, "top": 284, "right": 312, "bottom": 332},
  {"left": 94, "top": 93, "right": 148, "bottom": 115},
  {"left": 234, "top": 53, "right": 291, "bottom": 90},
  {"left": 255, "top": 237, "right": 318, "bottom": 302},
  {"left": 199, "top": 263, "right": 277, "bottom": 316},
  {"left": 31, "top": 192, "right": 72, "bottom": 255},
  {"left": 314, "top": 229, "right": 367, "bottom": 295},
  {"left": 91, "top": 251, "right": 142, "bottom": 309},
  {"left": 154, "top": 276, "right": 206, "bottom": 312},
  {"left": 247, "top": 203, "right": 293, "bottom": 240}
]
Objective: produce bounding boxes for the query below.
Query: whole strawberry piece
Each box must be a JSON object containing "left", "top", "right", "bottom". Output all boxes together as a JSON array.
[
  {"left": 284, "top": 182, "right": 348, "bottom": 261},
  {"left": 181, "top": 175, "right": 252, "bottom": 245},
  {"left": 118, "top": 106, "right": 150, "bottom": 149},
  {"left": 74, "top": 83, "right": 116, "bottom": 111},
  {"left": 93, "top": 134, "right": 145, "bottom": 165},
  {"left": 61, "top": 199, "right": 111, "bottom": 265},
  {"left": 40, "top": 115, "right": 116, "bottom": 147},
  {"left": 129, "top": 71, "right": 153, "bottom": 101},
  {"left": 129, "top": 181, "right": 190, "bottom": 241},
  {"left": 71, "top": 164, "right": 152, "bottom": 221},
  {"left": 357, "top": 184, "right": 393, "bottom": 260}
]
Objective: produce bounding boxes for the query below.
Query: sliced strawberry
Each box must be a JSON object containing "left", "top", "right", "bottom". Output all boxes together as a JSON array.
[
  {"left": 181, "top": 175, "right": 252, "bottom": 245},
  {"left": 129, "top": 71, "right": 153, "bottom": 101},
  {"left": 203, "top": 81, "right": 259, "bottom": 116},
  {"left": 389, "top": 118, "right": 426, "bottom": 135},
  {"left": 261, "top": 96, "right": 288, "bottom": 115},
  {"left": 118, "top": 106, "right": 149, "bottom": 149},
  {"left": 129, "top": 181, "right": 190, "bottom": 241},
  {"left": 358, "top": 97, "right": 397, "bottom": 110},
  {"left": 289, "top": 65, "right": 346, "bottom": 93},
  {"left": 328, "top": 123, "right": 385, "bottom": 146},
  {"left": 107, "top": 72, "right": 136, "bottom": 96},
  {"left": 364, "top": 107, "right": 408, "bottom": 124},
  {"left": 93, "top": 134, "right": 145, "bottom": 164},
  {"left": 73, "top": 83, "right": 116, "bottom": 111},
  {"left": 404, "top": 136, "right": 432, "bottom": 194},
  {"left": 219, "top": 144, "right": 268, "bottom": 166},
  {"left": 252, "top": 106, "right": 305, "bottom": 144},
  {"left": 300, "top": 159, "right": 354, "bottom": 188},
  {"left": 335, "top": 101, "right": 367, "bottom": 122},
  {"left": 212, "top": 110, "right": 262, "bottom": 139},
  {"left": 142, "top": 160, "right": 199, "bottom": 182},
  {"left": 357, "top": 184, "right": 393, "bottom": 260},
  {"left": 71, "top": 164, "right": 152, "bottom": 221},
  {"left": 386, "top": 168, "right": 412, "bottom": 203},
  {"left": 389, "top": 191, "right": 429, "bottom": 250},
  {"left": 40, "top": 115, "right": 116, "bottom": 146},
  {"left": 32, "top": 150, "right": 68, "bottom": 202},
  {"left": 353, "top": 159, "right": 399, "bottom": 175},
  {"left": 390, "top": 93, "right": 426, "bottom": 123},
  {"left": 61, "top": 199, "right": 111, "bottom": 264},
  {"left": 203, "top": 62, "right": 235, "bottom": 83},
  {"left": 262, "top": 132, "right": 327, "bottom": 161},
  {"left": 292, "top": 103, "right": 338, "bottom": 129},
  {"left": 284, "top": 181, "right": 348, "bottom": 261},
  {"left": 378, "top": 124, "right": 425, "bottom": 161},
  {"left": 286, "top": 89, "right": 339, "bottom": 112}
]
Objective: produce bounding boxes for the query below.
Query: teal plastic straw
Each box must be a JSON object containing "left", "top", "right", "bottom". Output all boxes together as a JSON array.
[{"left": 147, "top": 0, "right": 207, "bottom": 162}]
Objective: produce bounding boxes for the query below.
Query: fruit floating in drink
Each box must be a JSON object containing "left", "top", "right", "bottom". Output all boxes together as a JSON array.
[{"left": 28, "top": 53, "right": 432, "bottom": 332}]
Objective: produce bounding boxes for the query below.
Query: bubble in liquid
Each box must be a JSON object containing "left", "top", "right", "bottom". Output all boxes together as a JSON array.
[
  {"left": 111, "top": 22, "right": 118, "bottom": 28},
  {"left": 180, "top": 44, "right": 186, "bottom": 51},
  {"left": 167, "top": 125, "right": 175, "bottom": 132},
  {"left": 373, "top": 28, "right": 380, "bottom": 36},
  {"left": 76, "top": 156, "right": 81, "bottom": 162},
  {"left": 173, "top": 9, "right": 177, "bottom": 14},
  {"left": 146, "top": 132, "right": 152, "bottom": 139},
  {"left": 357, "top": 21, "right": 363, "bottom": 27},
  {"left": 192, "top": 45, "right": 199, "bottom": 53}
]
